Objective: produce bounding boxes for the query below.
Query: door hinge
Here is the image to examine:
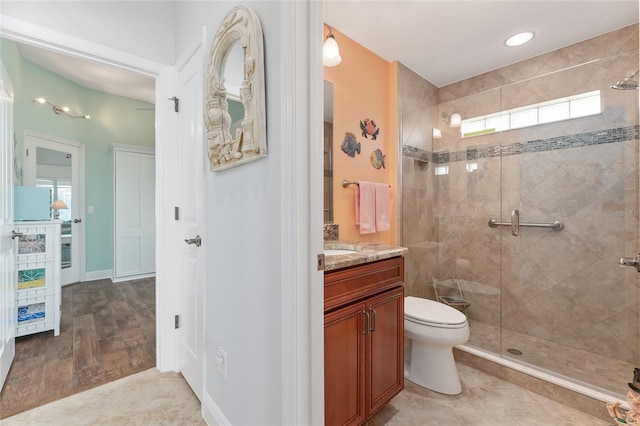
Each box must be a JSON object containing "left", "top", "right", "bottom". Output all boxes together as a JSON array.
[
  {"left": 317, "top": 253, "right": 325, "bottom": 271},
  {"left": 174, "top": 206, "right": 179, "bottom": 221},
  {"left": 174, "top": 314, "right": 180, "bottom": 329},
  {"left": 168, "top": 96, "right": 179, "bottom": 113},
  {"left": 26, "top": 148, "right": 29, "bottom": 157}
]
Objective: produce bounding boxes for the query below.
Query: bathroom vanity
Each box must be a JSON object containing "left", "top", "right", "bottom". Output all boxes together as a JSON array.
[{"left": 324, "top": 243, "right": 407, "bottom": 425}]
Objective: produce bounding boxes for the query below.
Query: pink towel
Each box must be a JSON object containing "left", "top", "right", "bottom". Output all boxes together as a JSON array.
[
  {"left": 355, "top": 181, "right": 376, "bottom": 234},
  {"left": 375, "top": 183, "right": 390, "bottom": 231}
]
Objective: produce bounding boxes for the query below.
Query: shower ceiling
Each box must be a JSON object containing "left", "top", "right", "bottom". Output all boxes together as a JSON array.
[{"left": 324, "top": 1, "right": 639, "bottom": 87}]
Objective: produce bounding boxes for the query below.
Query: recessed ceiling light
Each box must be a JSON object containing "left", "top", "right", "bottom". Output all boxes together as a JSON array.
[{"left": 505, "top": 31, "right": 534, "bottom": 47}]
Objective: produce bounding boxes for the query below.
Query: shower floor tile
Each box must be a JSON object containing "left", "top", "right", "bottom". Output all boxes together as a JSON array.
[{"left": 466, "top": 320, "right": 633, "bottom": 397}]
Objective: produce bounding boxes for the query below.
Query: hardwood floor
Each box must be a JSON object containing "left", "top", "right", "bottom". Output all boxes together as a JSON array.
[{"left": 0, "top": 277, "right": 156, "bottom": 419}]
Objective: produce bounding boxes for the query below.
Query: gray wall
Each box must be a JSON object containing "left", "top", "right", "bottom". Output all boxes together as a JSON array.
[{"left": 176, "top": 1, "right": 286, "bottom": 424}]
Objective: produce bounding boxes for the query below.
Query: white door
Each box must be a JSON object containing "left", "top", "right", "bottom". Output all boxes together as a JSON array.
[
  {"left": 113, "top": 148, "right": 156, "bottom": 280},
  {"left": 0, "top": 60, "right": 16, "bottom": 390},
  {"left": 23, "top": 134, "right": 84, "bottom": 285},
  {"left": 176, "top": 43, "right": 205, "bottom": 399}
]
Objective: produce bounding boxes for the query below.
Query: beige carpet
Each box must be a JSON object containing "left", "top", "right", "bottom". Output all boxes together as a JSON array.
[{"left": 2, "top": 368, "right": 204, "bottom": 425}]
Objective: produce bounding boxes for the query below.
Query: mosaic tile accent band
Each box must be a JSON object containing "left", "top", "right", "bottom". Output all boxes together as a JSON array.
[{"left": 403, "top": 125, "right": 639, "bottom": 163}]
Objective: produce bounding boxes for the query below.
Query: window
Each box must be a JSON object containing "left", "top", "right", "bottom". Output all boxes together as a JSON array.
[
  {"left": 36, "top": 178, "right": 72, "bottom": 222},
  {"left": 435, "top": 165, "right": 449, "bottom": 176},
  {"left": 460, "top": 91, "right": 601, "bottom": 137}
]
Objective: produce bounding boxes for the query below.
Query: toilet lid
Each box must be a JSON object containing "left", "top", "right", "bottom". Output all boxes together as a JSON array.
[{"left": 404, "top": 296, "right": 467, "bottom": 326}]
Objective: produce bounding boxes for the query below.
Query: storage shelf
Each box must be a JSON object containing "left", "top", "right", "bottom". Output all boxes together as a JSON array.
[{"left": 14, "top": 221, "right": 61, "bottom": 337}]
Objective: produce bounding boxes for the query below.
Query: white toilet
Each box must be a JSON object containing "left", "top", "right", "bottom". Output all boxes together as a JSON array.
[{"left": 404, "top": 296, "right": 470, "bottom": 395}]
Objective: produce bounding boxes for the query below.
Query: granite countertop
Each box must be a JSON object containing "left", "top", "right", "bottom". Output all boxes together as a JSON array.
[{"left": 324, "top": 241, "right": 408, "bottom": 271}]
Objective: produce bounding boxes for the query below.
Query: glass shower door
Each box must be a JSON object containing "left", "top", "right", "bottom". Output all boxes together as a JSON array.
[{"left": 497, "top": 51, "right": 640, "bottom": 396}]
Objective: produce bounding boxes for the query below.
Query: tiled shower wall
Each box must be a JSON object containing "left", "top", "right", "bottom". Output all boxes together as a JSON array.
[{"left": 399, "top": 25, "right": 640, "bottom": 370}]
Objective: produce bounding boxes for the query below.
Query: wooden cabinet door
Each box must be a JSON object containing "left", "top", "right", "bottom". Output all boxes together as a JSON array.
[
  {"left": 325, "top": 301, "right": 367, "bottom": 426},
  {"left": 366, "top": 287, "right": 404, "bottom": 416}
]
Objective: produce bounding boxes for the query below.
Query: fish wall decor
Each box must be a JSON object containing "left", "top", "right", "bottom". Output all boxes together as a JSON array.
[
  {"left": 341, "top": 132, "right": 361, "bottom": 157},
  {"left": 371, "top": 149, "right": 386, "bottom": 169}
]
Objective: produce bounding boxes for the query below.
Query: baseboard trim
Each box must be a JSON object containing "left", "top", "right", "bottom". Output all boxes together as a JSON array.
[
  {"left": 82, "top": 269, "right": 113, "bottom": 282},
  {"left": 111, "top": 272, "right": 156, "bottom": 283},
  {"left": 202, "top": 392, "right": 231, "bottom": 426}
]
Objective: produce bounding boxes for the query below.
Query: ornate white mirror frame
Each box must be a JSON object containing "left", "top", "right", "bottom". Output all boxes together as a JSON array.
[{"left": 205, "top": 6, "right": 266, "bottom": 171}]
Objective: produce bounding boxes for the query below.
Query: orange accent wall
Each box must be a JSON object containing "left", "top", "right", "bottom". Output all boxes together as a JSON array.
[{"left": 324, "top": 27, "right": 398, "bottom": 245}]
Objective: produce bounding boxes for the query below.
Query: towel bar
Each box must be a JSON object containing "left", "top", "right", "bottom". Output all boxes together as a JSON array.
[{"left": 342, "top": 179, "right": 391, "bottom": 188}]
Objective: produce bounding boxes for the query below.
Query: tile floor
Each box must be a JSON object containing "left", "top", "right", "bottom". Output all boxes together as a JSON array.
[
  {"left": 2, "top": 368, "right": 205, "bottom": 425},
  {"left": 367, "top": 363, "right": 611, "bottom": 425},
  {"left": 0, "top": 278, "right": 156, "bottom": 418},
  {"left": 468, "top": 319, "right": 633, "bottom": 397},
  {"left": 3, "top": 363, "right": 612, "bottom": 425}
]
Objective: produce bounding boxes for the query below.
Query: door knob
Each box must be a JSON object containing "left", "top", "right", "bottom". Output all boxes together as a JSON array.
[
  {"left": 184, "top": 235, "right": 202, "bottom": 247},
  {"left": 11, "top": 231, "right": 23, "bottom": 240},
  {"left": 73, "top": 218, "right": 82, "bottom": 223},
  {"left": 619, "top": 253, "right": 640, "bottom": 272}
]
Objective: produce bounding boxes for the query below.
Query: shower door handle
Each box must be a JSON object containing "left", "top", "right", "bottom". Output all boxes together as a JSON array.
[
  {"left": 511, "top": 209, "right": 520, "bottom": 237},
  {"left": 620, "top": 253, "right": 640, "bottom": 272}
]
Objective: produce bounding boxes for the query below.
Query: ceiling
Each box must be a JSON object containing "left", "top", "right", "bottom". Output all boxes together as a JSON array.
[
  {"left": 16, "top": 41, "right": 156, "bottom": 104},
  {"left": 10, "top": 1, "right": 639, "bottom": 104},
  {"left": 324, "top": 1, "right": 639, "bottom": 87}
]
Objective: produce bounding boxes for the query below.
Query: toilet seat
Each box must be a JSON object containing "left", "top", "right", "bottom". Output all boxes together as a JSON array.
[{"left": 405, "top": 296, "right": 467, "bottom": 329}]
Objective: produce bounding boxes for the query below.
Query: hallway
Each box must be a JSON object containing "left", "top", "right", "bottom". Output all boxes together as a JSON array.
[{"left": 0, "top": 278, "right": 156, "bottom": 418}]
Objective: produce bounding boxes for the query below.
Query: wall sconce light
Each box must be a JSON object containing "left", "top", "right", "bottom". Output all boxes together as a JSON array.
[
  {"left": 442, "top": 111, "right": 462, "bottom": 128},
  {"left": 51, "top": 199, "right": 68, "bottom": 219},
  {"left": 432, "top": 128, "right": 442, "bottom": 139},
  {"left": 34, "top": 97, "right": 90, "bottom": 119},
  {"left": 323, "top": 24, "right": 342, "bottom": 67}
]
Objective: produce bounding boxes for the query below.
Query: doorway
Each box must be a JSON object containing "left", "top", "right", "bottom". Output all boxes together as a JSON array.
[
  {"left": 0, "top": 30, "right": 171, "bottom": 417},
  {"left": 23, "top": 133, "right": 84, "bottom": 286}
]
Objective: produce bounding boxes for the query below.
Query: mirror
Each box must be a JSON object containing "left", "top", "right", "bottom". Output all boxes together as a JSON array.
[
  {"left": 205, "top": 6, "right": 266, "bottom": 172},
  {"left": 224, "top": 40, "right": 245, "bottom": 140},
  {"left": 324, "top": 81, "right": 334, "bottom": 223}
]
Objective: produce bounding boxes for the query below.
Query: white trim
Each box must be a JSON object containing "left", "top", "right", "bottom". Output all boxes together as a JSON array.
[
  {"left": 308, "top": 2, "right": 325, "bottom": 424},
  {"left": 457, "top": 345, "right": 630, "bottom": 410},
  {"left": 111, "top": 143, "right": 155, "bottom": 155},
  {"left": 2, "top": 14, "right": 177, "bottom": 375},
  {"left": 280, "top": 2, "right": 324, "bottom": 425},
  {"left": 112, "top": 272, "right": 155, "bottom": 283},
  {"left": 202, "top": 392, "right": 231, "bottom": 426},
  {"left": 0, "top": 14, "right": 162, "bottom": 77},
  {"left": 81, "top": 269, "right": 113, "bottom": 282},
  {"left": 23, "top": 130, "right": 86, "bottom": 285},
  {"left": 154, "top": 65, "right": 178, "bottom": 373}
]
